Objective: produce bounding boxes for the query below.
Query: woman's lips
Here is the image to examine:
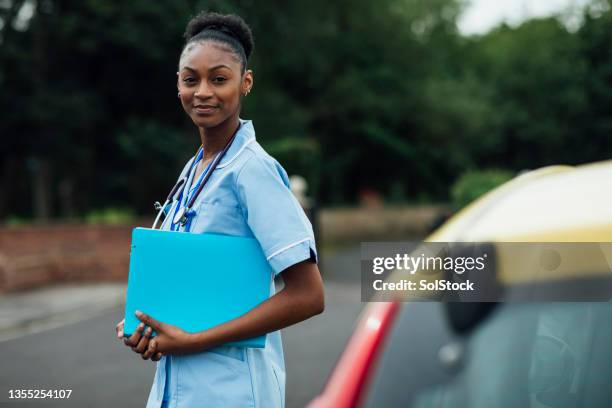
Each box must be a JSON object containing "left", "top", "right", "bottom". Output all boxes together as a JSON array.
[{"left": 194, "top": 105, "right": 218, "bottom": 115}]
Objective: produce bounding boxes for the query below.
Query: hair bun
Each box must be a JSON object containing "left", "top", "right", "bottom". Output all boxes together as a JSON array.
[{"left": 184, "top": 12, "right": 254, "bottom": 59}]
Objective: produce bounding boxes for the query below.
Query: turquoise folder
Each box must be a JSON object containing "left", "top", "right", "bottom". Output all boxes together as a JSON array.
[{"left": 123, "top": 227, "right": 271, "bottom": 348}]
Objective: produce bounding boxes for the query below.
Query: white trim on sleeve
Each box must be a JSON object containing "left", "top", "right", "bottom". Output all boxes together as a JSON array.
[{"left": 266, "top": 237, "right": 311, "bottom": 261}]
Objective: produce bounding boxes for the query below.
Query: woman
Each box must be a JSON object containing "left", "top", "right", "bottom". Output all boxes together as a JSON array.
[{"left": 115, "top": 11, "right": 324, "bottom": 408}]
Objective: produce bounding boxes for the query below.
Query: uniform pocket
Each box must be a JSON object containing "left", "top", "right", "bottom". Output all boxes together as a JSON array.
[
  {"left": 178, "top": 351, "right": 255, "bottom": 407},
  {"left": 272, "top": 364, "right": 285, "bottom": 408},
  {"left": 191, "top": 201, "right": 250, "bottom": 236}
]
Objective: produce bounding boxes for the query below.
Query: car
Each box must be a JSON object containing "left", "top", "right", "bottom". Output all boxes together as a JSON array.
[{"left": 308, "top": 160, "right": 612, "bottom": 408}]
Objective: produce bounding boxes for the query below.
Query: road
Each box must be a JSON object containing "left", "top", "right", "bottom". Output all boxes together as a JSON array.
[{"left": 0, "top": 246, "right": 363, "bottom": 408}]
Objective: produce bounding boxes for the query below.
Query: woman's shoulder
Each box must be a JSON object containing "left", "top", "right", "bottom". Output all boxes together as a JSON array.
[
  {"left": 234, "top": 141, "right": 289, "bottom": 185},
  {"left": 244, "top": 139, "right": 279, "bottom": 165}
]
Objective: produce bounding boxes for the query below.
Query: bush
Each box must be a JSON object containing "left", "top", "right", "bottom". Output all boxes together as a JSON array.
[
  {"left": 85, "top": 208, "right": 135, "bottom": 225},
  {"left": 451, "top": 169, "right": 514, "bottom": 210}
]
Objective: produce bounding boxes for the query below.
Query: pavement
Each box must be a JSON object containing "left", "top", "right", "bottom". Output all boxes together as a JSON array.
[
  {"left": 0, "top": 283, "right": 127, "bottom": 343},
  {"left": 0, "top": 246, "right": 365, "bottom": 407}
]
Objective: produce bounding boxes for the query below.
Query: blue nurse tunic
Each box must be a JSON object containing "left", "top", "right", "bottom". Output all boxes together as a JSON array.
[{"left": 145, "top": 119, "right": 317, "bottom": 408}]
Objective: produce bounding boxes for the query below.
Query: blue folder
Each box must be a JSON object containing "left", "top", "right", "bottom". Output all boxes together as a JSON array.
[{"left": 123, "top": 227, "right": 271, "bottom": 348}]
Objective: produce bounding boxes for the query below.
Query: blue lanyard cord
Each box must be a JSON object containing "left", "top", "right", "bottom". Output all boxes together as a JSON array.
[
  {"left": 186, "top": 156, "right": 216, "bottom": 204},
  {"left": 169, "top": 123, "right": 241, "bottom": 232},
  {"left": 180, "top": 155, "right": 217, "bottom": 232},
  {"left": 169, "top": 147, "right": 203, "bottom": 232}
]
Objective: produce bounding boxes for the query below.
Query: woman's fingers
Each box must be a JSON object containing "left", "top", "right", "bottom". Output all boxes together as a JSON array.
[
  {"left": 141, "top": 338, "right": 157, "bottom": 360},
  {"left": 134, "top": 327, "right": 153, "bottom": 354},
  {"left": 115, "top": 318, "right": 125, "bottom": 339},
  {"left": 151, "top": 352, "right": 164, "bottom": 362},
  {"left": 135, "top": 310, "right": 162, "bottom": 331},
  {"left": 124, "top": 322, "right": 145, "bottom": 347}
]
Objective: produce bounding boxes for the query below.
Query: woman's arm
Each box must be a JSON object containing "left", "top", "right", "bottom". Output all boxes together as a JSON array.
[
  {"left": 133, "top": 260, "right": 324, "bottom": 357},
  {"left": 192, "top": 259, "right": 324, "bottom": 348}
]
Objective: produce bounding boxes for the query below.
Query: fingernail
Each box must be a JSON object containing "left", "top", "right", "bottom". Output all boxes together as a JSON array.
[
  {"left": 135, "top": 310, "right": 143, "bottom": 317},
  {"left": 138, "top": 323, "right": 144, "bottom": 330}
]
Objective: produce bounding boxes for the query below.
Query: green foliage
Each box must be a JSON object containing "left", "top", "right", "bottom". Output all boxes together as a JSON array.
[
  {"left": 1, "top": 0, "right": 611, "bottom": 219},
  {"left": 577, "top": 0, "right": 612, "bottom": 161},
  {"left": 264, "top": 136, "right": 321, "bottom": 195},
  {"left": 85, "top": 207, "right": 135, "bottom": 225},
  {"left": 451, "top": 169, "right": 514, "bottom": 210},
  {"left": 116, "top": 118, "right": 193, "bottom": 212},
  {"left": 471, "top": 18, "right": 588, "bottom": 169},
  {"left": 4, "top": 215, "right": 30, "bottom": 227}
]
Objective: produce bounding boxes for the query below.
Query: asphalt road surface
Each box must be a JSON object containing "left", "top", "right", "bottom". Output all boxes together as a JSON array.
[{"left": 0, "top": 245, "right": 364, "bottom": 408}]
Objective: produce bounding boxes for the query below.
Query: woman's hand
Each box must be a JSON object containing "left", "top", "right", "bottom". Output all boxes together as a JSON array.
[
  {"left": 133, "top": 311, "right": 196, "bottom": 356},
  {"left": 115, "top": 318, "right": 125, "bottom": 338},
  {"left": 117, "top": 317, "right": 163, "bottom": 361},
  {"left": 119, "top": 260, "right": 325, "bottom": 359}
]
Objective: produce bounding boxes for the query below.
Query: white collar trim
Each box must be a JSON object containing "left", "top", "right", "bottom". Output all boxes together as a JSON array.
[{"left": 217, "top": 137, "right": 255, "bottom": 168}]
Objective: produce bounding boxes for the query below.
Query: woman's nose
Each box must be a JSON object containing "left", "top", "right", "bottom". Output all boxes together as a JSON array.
[{"left": 194, "top": 81, "right": 213, "bottom": 99}]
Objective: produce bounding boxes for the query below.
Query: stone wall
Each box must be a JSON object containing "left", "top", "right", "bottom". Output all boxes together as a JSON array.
[{"left": 317, "top": 205, "right": 448, "bottom": 244}]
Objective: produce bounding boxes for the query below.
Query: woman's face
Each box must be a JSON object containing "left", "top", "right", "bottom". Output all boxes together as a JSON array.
[{"left": 177, "top": 41, "right": 252, "bottom": 129}]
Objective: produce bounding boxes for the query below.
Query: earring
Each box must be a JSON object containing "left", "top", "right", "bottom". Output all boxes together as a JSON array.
[{"left": 178, "top": 92, "right": 181, "bottom": 98}]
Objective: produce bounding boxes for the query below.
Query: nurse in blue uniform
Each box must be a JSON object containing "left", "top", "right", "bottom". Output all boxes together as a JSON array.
[{"left": 115, "top": 11, "right": 324, "bottom": 408}]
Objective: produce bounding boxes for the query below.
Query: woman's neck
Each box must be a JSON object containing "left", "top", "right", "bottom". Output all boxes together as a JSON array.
[{"left": 198, "top": 116, "right": 240, "bottom": 161}]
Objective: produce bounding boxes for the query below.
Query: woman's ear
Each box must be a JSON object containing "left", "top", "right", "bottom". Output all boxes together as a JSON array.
[
  {"left": 176, "top": 71, "right": 181, "bottom": 97},
  {"left": 242, "top": 69, "right": 254, "bottom": 96}
]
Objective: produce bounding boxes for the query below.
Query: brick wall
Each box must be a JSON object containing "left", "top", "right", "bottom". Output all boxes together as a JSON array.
[
  {"left": 0, "top": 205, "right": 448, "bottom": 293},
  {"left": 0, "top": 222, "right": 145, "bottom": 292}
]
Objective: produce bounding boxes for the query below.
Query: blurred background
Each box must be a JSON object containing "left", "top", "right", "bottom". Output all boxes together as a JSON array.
[
  {"left": 2, "top": 0, "right": 612, "bottom": 222},
  {"left": 0, "top": 0, "right": 611, "bottom": 407}
]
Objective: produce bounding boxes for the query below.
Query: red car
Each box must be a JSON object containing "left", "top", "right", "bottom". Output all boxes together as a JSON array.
[{"left": 309, "top": 161, "right": 612, "bottom": 408}]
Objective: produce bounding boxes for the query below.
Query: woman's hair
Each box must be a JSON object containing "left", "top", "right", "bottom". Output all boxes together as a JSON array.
[{"left": 181, "top": 11, "right": 254, "bottom": 72}]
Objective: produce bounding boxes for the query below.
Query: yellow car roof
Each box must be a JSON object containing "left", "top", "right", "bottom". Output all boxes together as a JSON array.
[{"left": 428, "top": 160, "right": 612, "bottom": 242}]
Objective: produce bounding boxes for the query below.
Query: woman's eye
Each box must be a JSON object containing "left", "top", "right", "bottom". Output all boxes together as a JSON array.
[
  {"left": 182, "top": 77, "right": 196, "bottom": 84},
  {"left": 212, "top": 76, "right": 227, "bottom": 83}
]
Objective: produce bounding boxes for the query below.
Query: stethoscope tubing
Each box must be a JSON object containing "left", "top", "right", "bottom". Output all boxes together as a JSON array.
[
  {"left": 151, "top": 123, "right": 241, "bottom": 230},
  {"left": 151, "top": 178, "right": 187, "bottom": 229}
]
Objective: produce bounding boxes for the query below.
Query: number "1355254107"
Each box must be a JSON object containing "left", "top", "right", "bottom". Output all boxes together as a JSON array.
[{"left": 9, "top": 389, "right": 72, "bottom": 399}]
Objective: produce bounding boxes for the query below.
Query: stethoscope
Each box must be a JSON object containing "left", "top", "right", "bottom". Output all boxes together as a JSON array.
[{"left": 151, "top": 124, "right": 241, "bottom": 231}]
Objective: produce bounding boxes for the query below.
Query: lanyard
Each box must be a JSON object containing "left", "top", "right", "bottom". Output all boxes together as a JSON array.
[
  {"left": 170, "top": 149, "right": 215, "bottom": 232},
  {"left": 170, "top": 124, "right": 241, "bottom": 231}
]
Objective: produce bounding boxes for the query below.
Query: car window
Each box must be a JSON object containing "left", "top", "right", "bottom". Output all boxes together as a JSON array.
[{"left": 365, "top": 302, "right": 612, "bottom": 408}]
